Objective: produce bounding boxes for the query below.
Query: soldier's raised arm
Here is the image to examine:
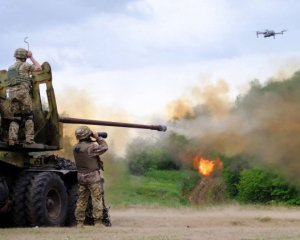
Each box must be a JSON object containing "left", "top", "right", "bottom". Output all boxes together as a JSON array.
[
  {"left": 89, "top": 132, "right": 108, "bottom": 156},
  {"left": 27, "top": 51, "right": 41, "bottom": 71}
]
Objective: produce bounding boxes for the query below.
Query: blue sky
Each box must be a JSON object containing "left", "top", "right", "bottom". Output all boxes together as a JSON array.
[{"left": 1, "top": 0, "right": 300, "bottom": 120}]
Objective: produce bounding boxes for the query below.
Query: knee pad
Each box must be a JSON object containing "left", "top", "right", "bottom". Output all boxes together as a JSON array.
[
  {"left": 23, "top": 113, "right": 34, "bottom": 121},
  {"left": 12, "top": 114, "right": 22, "bottom": 124}
]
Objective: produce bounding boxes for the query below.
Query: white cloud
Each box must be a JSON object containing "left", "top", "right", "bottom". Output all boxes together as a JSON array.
[
  {"left": 123, "top": 0, "right": 235, "bottom": 48},
  {"left": 25, "top": 0, "right": 239, "bottom": 70},
  {"left": 2, "top": 0, "right": 300, "bottom": 119},
  {"left": 52, "top": 52, "right": 300, "bottom": 118}
]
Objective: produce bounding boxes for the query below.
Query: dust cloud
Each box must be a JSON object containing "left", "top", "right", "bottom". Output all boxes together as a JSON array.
[
  {"left": 55, "top": 87, "right": 134, "bottom": 159},
  {"left": 55, "top": 69, "right": 300, "bottom": 183},
  {"left": 167, "top": 71, "right": 300, "bottom": 181}
]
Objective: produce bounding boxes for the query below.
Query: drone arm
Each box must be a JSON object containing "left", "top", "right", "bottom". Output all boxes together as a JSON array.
[{"left": 256, "top": 31, "right": 261, "bottom": 38}]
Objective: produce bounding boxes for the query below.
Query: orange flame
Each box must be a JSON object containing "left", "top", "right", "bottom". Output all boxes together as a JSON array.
[{"left": 193, "top": 156, "right": 223, "bottom": 177}]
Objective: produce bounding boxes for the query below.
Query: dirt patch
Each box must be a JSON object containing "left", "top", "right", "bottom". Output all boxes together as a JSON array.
[
  {"left": 1, "top": 205, "right": 300, "bottom": 240},
  {"left": 189, "top": 176, "right": 226, "bottom": 204}
]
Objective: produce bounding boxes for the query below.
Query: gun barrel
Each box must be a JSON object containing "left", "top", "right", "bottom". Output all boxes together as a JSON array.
[{"left": 59, "top": 117, "right": 167, "bottom": 132}]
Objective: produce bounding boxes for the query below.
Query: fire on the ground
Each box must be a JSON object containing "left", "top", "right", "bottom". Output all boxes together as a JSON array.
[{"left": 193, "top": 156, "right": 223, "bottom": 177}]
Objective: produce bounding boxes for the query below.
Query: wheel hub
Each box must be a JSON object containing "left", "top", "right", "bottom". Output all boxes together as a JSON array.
[{"left": 46, "top": 189, "right": 61, "bottom": 219}]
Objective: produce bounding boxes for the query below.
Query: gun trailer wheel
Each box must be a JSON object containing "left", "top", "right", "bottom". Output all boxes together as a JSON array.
[
  {"left": 66, "top": 183, "right": 77, "bottom": 226},
  {"left": 12, "top": 172, "right": 34, "bottom": 226},
  {"left": 26, "top": 172, "right": 68, "bottom": 226}
]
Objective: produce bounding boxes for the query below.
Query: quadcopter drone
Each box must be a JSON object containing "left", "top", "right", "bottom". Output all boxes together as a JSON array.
[{"left": 256, "top": 29, "right": 287, "bottom": 38}]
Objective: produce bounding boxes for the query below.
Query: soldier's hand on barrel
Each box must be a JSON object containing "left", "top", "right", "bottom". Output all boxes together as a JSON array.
[{"left": 27, "top": 51, "right": 33, "bottom": 58}]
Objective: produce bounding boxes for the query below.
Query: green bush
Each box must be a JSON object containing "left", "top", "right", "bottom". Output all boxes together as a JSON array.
[
  {"left": 128, "top": 147, "right": 180, "bottom": 175},
  {"left": 126, "top": 133, "right": 189, "bottom": 175},
  {"left": 237, "top": 168, "right": 298, "bottom": 204},
  {"left": 221, "top": 155, "right": 250, "bottom": 198}
]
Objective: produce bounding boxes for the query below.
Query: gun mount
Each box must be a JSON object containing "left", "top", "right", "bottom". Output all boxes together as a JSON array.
[
  {"left": 0, "top": 62, "right": 167, "bottom": 152},
  {"left": 0, "top": 62, "right": 167, "bottom": 227}
]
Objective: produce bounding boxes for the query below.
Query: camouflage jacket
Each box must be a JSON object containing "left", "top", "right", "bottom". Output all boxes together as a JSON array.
[
  {"left": 7, "top": 61, "right": 35, "bottom": 88},
  {"left": 73, "top": 137, "right": 108, "bottom": 175}
]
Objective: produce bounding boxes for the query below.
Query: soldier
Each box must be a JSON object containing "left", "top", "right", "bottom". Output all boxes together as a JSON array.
[
  {"left": 73, "top": 126, "right": 108, "bottom": 227},
  {"left": 7, "top": 48, "right": 41, "bottom": 145}
]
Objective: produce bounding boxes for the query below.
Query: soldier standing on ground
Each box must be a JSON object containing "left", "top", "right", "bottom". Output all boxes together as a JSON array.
[
  {"left": 73, "top": 126, "right": 108, "bottom": 227},
  {"left": 7, "top": 48, "right": 41, "bottom": 145}
]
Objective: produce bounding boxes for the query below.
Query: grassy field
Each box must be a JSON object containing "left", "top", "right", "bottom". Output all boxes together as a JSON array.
[{"left": 104, "top": 161, "right": 199, "bottom": 207}]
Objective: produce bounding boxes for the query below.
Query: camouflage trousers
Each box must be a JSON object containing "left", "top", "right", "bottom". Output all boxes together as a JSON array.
[
  {"left": 75, "top": 181, "right": 104, "bottom": 222},
  {"left": 9, "top": 120, "right": 34, "bottom": 143},
  {"left": 7, "top": 85, "right": 34, "bottom": 143},
  {"left": 8, "top": 84, "right": 33, "bottom": 114}
]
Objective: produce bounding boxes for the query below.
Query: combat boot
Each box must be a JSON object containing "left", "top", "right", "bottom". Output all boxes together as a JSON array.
[
  {"left": 94, "top": 220, "right": 104, "bottom": 227},
  {"left": 8, "top": 139, "right": 14, "bottom": 146},
  {"left": 76, "top": 221, "right": 85, "bottom": 228},
  {"left": 25, "top": 134, "right": 35, "bottom": 144},
  {"left": 25, "top": 139, "right": 35, "bottom": 144},
  {"left": 8, "top": 139, "right": 19, "bottom": 146}
]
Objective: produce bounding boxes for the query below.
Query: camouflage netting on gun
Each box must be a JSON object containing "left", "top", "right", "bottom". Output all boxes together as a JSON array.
[{"left": 44, "top": 155, "right": 77, "bottom": 170}]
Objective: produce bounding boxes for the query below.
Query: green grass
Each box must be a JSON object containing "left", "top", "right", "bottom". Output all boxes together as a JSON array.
[{"left": 104, "top": 161, "right": 199, "bottom": 207}]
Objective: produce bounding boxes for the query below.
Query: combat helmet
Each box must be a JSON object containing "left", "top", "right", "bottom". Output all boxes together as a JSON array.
[
  {"left": 75, "top": 126, "right": 92, "bottom": 140},
  {"left": 14, "top": 48, "right": 28, "bottom": 59}
]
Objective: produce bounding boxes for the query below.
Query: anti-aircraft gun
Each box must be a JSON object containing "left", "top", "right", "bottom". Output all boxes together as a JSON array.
[{"left": 0, "top": 62, "right": 167, "bottom": 227}]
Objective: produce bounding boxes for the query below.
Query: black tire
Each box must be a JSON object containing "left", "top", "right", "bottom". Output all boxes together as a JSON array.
[
  {"left": 0, "top": 212, "right": 13, "bottom": 228},
  {"left": 26, "top": 172, "right": 68, "bottom": 226},
  {"left": 65, "top": 184, "right": 77, "bottom": 226},
  {"left": 11, "top": 172, "right": 34, "bottom": 227}
]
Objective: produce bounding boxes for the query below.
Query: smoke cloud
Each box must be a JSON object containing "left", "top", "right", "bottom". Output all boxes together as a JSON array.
[
  {"left": 55, "top": 87, "right": 134, "bottom": 159},
  {"left": 55, "top": 68, "right": 300, "bottom": 184},
  {"left": 167, "top": 72, "right": 300, "bottom": 181}
]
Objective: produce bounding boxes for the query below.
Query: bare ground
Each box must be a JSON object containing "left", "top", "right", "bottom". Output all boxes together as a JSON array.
[{"left": 2, "top": 205, "right": 300, "bottom": 240}]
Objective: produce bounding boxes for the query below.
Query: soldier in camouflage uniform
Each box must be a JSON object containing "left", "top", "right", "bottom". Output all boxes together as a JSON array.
[
  {"left": 73, "top": 126, "right": 108, "bottom": 227},
  {"left": 7, "top": 48, "right": 41, "bottom": 145}
]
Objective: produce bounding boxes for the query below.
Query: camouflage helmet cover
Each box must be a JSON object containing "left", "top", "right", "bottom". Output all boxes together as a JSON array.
[
  {"left": 14, "top": 48, "right": 28, "bottom": 59},
  {"left": 75, "top": 126, "right": 92, "bottom": 140}
]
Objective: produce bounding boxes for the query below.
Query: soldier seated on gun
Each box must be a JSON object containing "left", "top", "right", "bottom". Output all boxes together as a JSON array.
[
  {"left": 7, "top": 48, "right": 41, "bottom": 146},
  {"left": 73, "top": 126, "right": 108, "bottom": 227}
]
